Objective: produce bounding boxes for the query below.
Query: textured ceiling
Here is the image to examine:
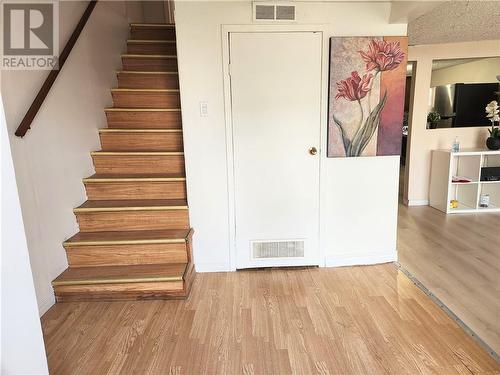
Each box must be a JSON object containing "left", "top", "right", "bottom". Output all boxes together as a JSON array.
[
  {"left": 408, "top": 1, "right": 500, "bottom": 45},
  {"left": 389, "top": 1, "right": 443, "bottom": 23}
]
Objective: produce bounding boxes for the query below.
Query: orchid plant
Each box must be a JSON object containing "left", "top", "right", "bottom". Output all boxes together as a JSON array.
[
  {"left": 486, "top": 100, "right": 500, "bottom": 138},
  {"left": 333, "top": 39, "right": 405, "bottom": 157}
]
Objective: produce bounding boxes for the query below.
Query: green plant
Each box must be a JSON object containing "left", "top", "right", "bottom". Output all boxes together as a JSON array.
[
  {"left": 488, "top": 126, "right": 500, "bottom": 138},
  {"left": 427, "top": 112, "right": 441, "bottom": 123}
]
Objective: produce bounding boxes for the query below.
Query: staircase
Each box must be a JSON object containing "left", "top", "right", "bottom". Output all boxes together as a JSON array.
[{"left": 52, "top": 23, "right": 195, "bottom": 302}]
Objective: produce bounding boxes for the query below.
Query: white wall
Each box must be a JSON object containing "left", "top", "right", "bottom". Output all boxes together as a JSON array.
[
  {"left": 430, "top": 57, "right": 500, "bottom": 87},
  {"left": 406, "top": 40, "right": 500, "bottom": 205},
  {"left": 142, "top": 1, "right": 166, "bottom": 23},
  {"left": 1, "top": 93, "right": 49, "bottom": 375},
  {"left": 125, "top": 1, "right": 144, "bottom": 23},
  {"left": 322, "top": 157, "right": 400, "bottom": 266},
  {"left": 175, "top": 1, "right": 406, "bottom": 271},
  {"left": 1, "top": 1, "right": 134, "bottom": 315}
]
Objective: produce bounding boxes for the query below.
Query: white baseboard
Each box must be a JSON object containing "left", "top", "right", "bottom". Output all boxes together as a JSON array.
[
  {"left": 38, "top": 294, "right": 55, "bottom": 317},
  {"left": 407, "top": 199, "right": 429, "bottom": 206},
  {"left": 325, "top": 251, "right": 397, "bottom": 268},
  {"left": 195, "top": 253, "right": 398, "bottom": 272},
  {"left": 194, "top": 262, "right": 231, "bottom": 273}
]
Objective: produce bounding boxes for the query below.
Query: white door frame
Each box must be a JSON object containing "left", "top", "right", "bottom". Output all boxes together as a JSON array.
[{"left": 221, "top": 24, "right": 330, "bottom": 271}]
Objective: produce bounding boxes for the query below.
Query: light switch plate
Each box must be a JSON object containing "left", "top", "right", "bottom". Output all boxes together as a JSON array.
[{"left": 200, "top": 101, "right": 208, "bottom": 117}]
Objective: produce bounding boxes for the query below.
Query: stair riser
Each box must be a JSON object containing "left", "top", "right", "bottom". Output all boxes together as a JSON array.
[
  {"left": 84, "top": 181, "right": 187, "bottom": 200},
  {"left": 99, "top": 132, "right": 183, "bottom": 151},
  {"left": 130, "top": 28, "right": 175, "bottom": 41},
  {"left": 65, "top": 243, "right": 188, "bottom": 267},
  {"left": 127, "top": 42, "right": 176, "bottom": 55},
  {"left": 122, "top": 57, "right": 177, "bottom": 72},
  {"left": 76, "top": 210, "right": 190, "bottom": 232},
  {"left": 54, "top": 281, "right": 185, "bottom": 302},
  {"left": 54, "top": 262, "right": 194, "bottom": 302},
  {"left": 105, "top": 111, "right": 182, "bottom": 129},
  {"left": 117, "top": 73, "right": 179, "bottom": 89},
  {"left": 92, "top": 154, "right": 185, "bottom": 174},
  {"left": 112, "top": 91, "right": 180, "bottom": 109}
]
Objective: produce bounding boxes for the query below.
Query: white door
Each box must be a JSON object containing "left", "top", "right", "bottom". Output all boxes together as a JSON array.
[{"left": 229, "top": 32, "right": 322, "bottom": 269}]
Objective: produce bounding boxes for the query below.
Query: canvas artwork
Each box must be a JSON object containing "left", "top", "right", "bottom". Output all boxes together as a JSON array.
[{"left": 327, "top": 36, "right": 408, "bottom": 157}]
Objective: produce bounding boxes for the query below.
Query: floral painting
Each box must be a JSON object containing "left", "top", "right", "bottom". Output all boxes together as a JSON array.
[{"left": 327, "top": 37, "right": 408, "bottom": 157}]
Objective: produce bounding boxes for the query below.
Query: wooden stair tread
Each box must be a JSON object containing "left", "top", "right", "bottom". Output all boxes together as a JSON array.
[
  {"left": 97, "top": 150, "right": 182, "bottom": 153},
  {"left": 65, "top": 228, "right": 192, "bottom": 246},
  {"left": 105, "top": 108, "right": 181, "bottom": 112},
  {"left": 83, "top": 173, "right": 185, "bottom": 182},
  {"left": 98, "top": 128, "right": 182, "bottom": 133},
  {"left": 111, "top": 88, "right": 179, "bottom": 92},
  {"left": 118, "top": 71, "right": 178, "bottom": 74},
  {"left": 127, "top": 40, "right": 176, "bottom": 44},
  {"left": 125, "top": 42, "right": 177, "bottom": 58},
  {"left": 121, "top": 55, "right": 178, "bottom": 73},
  {"left": 111, "top": 89, "right": 180, "bottom": 108},
  {"left": 130, "top": 23, "right": 175, "bottom": 28},
  {"left": 129, "top": 24, "right": 176, "bottom": 43},
  {"left": 91, "top": 151, "right": 183, "bottom": 155},
  {"left": 75, "top": 199, "right": 188, "bottom": 212},
  {"left": 53, "top": 263, "right": 187, "bottom": 286},
  {"left": 122, "top": 54, "right": 177, "bottom": 58}
]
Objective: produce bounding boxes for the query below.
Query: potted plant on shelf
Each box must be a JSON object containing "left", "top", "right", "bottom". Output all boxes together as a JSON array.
[
  {"left": 485, "top": 100, "right": 500, "bottom": 150},
  {"left": 427, "top": 111, "right": 441, "bottom": 129}
]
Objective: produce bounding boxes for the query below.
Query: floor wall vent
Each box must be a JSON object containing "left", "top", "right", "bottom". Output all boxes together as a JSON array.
[{"left": 252, "top": 240, "right": 305, "bottom": 259}]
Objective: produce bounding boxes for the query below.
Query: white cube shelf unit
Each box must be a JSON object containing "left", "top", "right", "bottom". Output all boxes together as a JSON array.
[{"left": 430, "top": 149, "right": 500, "bottom": 214}]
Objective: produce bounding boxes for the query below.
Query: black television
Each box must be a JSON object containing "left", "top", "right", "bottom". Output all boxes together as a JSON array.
[{"left": 453, "top": 82, "right": 499, "bottom": 127}]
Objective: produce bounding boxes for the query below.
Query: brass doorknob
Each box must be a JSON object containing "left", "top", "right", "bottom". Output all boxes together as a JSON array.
[{"left": 309, "top": 147, "right": 318, "bottom": 155}]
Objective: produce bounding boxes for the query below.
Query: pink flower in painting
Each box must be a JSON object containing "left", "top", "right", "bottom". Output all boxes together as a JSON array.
[
  {"left": 359, "top": 39, "right": 405, "bottom": 72},
  {"left": 335, "top": 71, "right": 373, "bottom": 101}
]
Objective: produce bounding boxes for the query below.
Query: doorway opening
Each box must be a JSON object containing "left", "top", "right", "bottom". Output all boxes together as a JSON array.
[{"left": 400, "top": 61, "right": 416, "bottom": 203}]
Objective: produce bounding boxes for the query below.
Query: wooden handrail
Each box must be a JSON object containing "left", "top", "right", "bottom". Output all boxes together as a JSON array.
[{"left": 15, "top": 0, "right": 98, "bottom": 137}]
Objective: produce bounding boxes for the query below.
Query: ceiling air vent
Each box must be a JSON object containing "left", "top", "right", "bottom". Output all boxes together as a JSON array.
[
  {"left": 276, "top": 6, "right": 295, "bottom": 20},
  {"left": 252, "top": 240, "right": 305, "bottom": 259},
  {"left": 253, "top": 3, "right": 296, "bottom": 22},
  {"left": 255, "top": 5, "right": 275, "bottom": 20}
]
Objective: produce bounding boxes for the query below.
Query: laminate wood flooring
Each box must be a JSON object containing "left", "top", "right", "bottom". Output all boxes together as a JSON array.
[
  {"left": 398, "top": 204, "right": 500, "bottom": 356},
  {"left": 42, "top": 263, "right": 499, "bottom": 374}
]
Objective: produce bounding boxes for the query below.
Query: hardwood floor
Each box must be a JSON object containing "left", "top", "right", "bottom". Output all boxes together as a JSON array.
[
  {"left": 398, "top": 204, "right": 500, "bottom": 356},
  {"left": 42, "top": 264, "right": 499, "bottom": 374}
]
